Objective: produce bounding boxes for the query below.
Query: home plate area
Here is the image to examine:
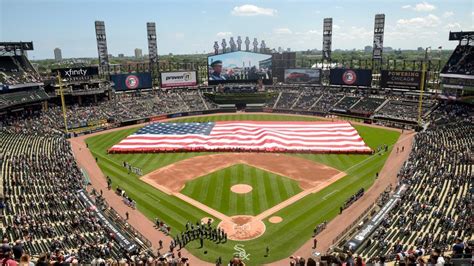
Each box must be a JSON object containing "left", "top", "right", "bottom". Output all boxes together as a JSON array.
[{"left": 140, "top": 152, "right": 346, "bottom": 241}]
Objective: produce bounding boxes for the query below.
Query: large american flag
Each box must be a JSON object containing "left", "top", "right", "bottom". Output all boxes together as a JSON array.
[{"left": 108, "top": 121, "right": 372, "bottom": 154}]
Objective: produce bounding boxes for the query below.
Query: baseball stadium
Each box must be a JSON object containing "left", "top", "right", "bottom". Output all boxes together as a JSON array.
[{"left": 0, "top": 1, "right": 473, "bottom": 265}]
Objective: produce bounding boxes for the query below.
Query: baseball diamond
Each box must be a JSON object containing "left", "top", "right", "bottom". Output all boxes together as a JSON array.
[{"left": 77, "top": 113, "right": 402, "bottom": 264}]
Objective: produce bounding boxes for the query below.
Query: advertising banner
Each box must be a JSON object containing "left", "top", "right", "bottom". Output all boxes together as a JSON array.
[
  {"left": 330, "top": 69, "right": 373, "bottom": 87},
  {"left": 52, "top": 67, "right": 99, "bottom": 80},
  {"left": 110, "top": 72, "right": 153, "bottom": 90},
  {"left": 345, "top": 184, "right": 406, "bottom": 250},
  {"left": 160, "top": 71, "right": 197, "bottom": 88},
  {"left": 284, "top": 69, "right": 321, "bottom": 84},
  {"left": 77, "top": 190, "right": 137, "bottom": 252},
  {"left": 380, "top": 70, "right": 422, "bottom": 90}
]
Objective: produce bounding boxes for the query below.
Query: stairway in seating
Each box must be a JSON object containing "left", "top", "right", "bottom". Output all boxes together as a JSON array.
[{"left": 273, "top": 92, "right": 282, "bottom": 109}]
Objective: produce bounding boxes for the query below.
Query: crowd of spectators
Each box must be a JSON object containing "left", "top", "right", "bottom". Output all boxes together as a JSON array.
[
  {"left": 374, "top": 98, "right": 437, "bottom": 122},
  {"left": 331, "top": 96, "right": 361, "bottom": 112},
  {"left": 291, "top": 88, "right": 323, "bottom": 110},
  {"left": 0, "top": 85, "right": 445, "bottom": 135},
  {"left": 0, "top": 56, "right": 42, "bottom": 87},
  {"left": 349, "top": 97, "right": 386, "bottom": 116},
  {"left": 0, "top": 133, "right": 153, "bottom": 264},
  {"left": 441, "top": 44, "right": 474, "bottom": 76},
  {"left": 352, "top": 103, "right": 473, "bottom": 262}
]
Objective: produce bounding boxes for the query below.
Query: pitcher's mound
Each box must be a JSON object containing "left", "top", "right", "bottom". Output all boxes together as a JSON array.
[
  {"left": 217, "top": 215, "right": 265, "bottom": 241},
  {"left": 269, "top": 216, "right": 283, "bottom": 223},
  {"left": 231, "top": 184, "right": 253, "bottom": 194}
]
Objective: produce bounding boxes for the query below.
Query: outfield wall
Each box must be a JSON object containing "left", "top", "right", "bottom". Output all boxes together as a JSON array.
[{"left": 68, "top": 108, "right": 421, "bottom": 138}]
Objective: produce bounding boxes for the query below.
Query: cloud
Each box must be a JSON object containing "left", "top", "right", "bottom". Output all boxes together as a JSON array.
[
  {"left": 231, "top": 4, "right": 277, "bottom": 16},
  {"left": 442, "top": 11, "right": 454, "bottom": 18},
  {"left": 444, "top": 22, "right": 462, "bottom": 30},
  {"left": 273, "top": 28, "right": 292, "bottom": 34},
  {"left": 413, "top": 1, "right": 436, "bottom": 11},
  {"left": 216, "top": 32, "right": 232, "bottom": 38},
  {"left": 402, "top": 2, "right": 436, "bottom": 12},
  {"left": 397, "top": 14, "right": 440, "bottom": 28}
]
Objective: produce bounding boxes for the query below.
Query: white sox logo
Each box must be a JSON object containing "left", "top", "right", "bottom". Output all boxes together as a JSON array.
[
  {"left": 233, "top": 244, "right": 250, "bottom": 260},
  {"left": 342, "top": 70, "right": 357, "bottom": 85},
  {"left": 125, "top": 75, "right": 139, "bottom": 89}
]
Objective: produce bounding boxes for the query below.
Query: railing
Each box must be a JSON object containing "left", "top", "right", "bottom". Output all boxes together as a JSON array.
[{"left": 330, "top": 185, "right": 393, "bottom": 247}]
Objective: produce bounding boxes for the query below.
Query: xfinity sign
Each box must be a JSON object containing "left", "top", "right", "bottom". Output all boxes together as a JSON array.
[
  {"left": 52, "top": 66, "right": 99, "bottom": 80},
  {"left": 161, "top": 71, "right": 197, "bottom": 88}
]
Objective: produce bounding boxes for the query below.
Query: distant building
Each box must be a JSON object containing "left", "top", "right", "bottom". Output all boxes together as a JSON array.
[
  {"left": 364, "top": 45, "right": 372, "bottom": 53},
  {"left": 278, "top": 47, "right": 282, "bottom": 53},
  {"left": 417, "top": 47, "right": 424, "bottom": 52},
  {"left": 118, "top": 53, "right": 125, "bottom": 58},
  {"left": 134, "top": 48, "right": 143, "bottom": 59},
  {"left": 108, "top": 54, "right": 113, "bottom": 59},
  {"left": 54, "top": 48, "right": 62, "bottom": 61},
  {"left": 286, "top": 48, "right": 291, "bottom": 52}
]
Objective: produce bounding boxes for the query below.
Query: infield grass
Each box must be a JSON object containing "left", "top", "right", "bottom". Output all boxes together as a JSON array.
[
  {"left": 181, "top": 164, "right": 302, "bottom": 216},
  {"left": 85, "top": 113, "right": 400, "bottom": 265}
]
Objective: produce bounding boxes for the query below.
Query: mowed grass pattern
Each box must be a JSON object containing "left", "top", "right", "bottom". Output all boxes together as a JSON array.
[
  {"left": 86, "top": 113, "right": 400, "bottom": 264},
  {"left": 181, "top": 164, "right": 302, "bottom": 216}
]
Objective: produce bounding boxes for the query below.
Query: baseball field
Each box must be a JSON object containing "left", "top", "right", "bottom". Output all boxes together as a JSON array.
[{"left": 85, "top": 113, "right": 400, "bottom": 264}]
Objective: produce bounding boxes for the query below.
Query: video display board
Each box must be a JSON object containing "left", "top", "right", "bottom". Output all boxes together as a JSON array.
[
  {"left": 284, "top": 69, "right": 321, "bottom": 84},
  {"left": 208, "top": 51, "right": 272, "bottom": 85},
  {"left": 380, "top": 70, "right": 422, "bottom": 90},
  {"left": 110, "top": 72, "right": 152, "bottom": 90},
  {"left": 160, "top": 71, "right": 197, "bottom": 88},
  {"left": 330, "top": 69, "right": 373, "bottom": 87}
]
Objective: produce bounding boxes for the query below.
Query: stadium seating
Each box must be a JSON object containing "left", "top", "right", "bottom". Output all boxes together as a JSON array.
[
  {"left": 292, "top": 87, "right": 324, "bottom": 111},
  {"left": 373, "top": 99, "right": 437, "bottom": 122},
  {"left": 0, "top": 133, "right": 152, "bottom": 263},
  {"left": 349, "top": 97, "right": 386, "bottom": 116},
  {"left": 352, "top": 103, "right": 473, "bottom": 262},
  {"left": 331, "top": 96, "right": 361, "bottom": 112},
  {"left": 441, "top": 44, "right": 474, "bottom": 76},
  {"left": 0, "top": 56, "right": 42, "bottom": 86}
]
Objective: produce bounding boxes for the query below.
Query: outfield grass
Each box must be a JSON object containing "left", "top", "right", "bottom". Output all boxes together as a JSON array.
[
  {"left": 181, "top": 164, "right": 302, "bottom": 216},
  {"left": 85, "top": 113, "right": 400, "bottom": 265}
]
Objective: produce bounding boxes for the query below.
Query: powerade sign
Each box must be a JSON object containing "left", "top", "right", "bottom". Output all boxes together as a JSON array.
[
  {"left": 330, "top": 69, "right": 373, "bottom": 87},
  {"left": 380, "top": 70, "right": 422, "bottom": 90},
  {"left": 345, "top": 184, "right": 406, "bottom": 250},
  {"left": 110, "top": 72, "right": 153, "bottom": 90},
  {"left": 52, "top": 67, "right": 99, "bottom": 80},
  {"left": 160, "top": 71, "right": 197, "bottom": 88}
]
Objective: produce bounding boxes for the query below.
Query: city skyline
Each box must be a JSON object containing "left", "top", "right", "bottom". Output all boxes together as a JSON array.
[{"left": 1, "top": 0, "right": 473, "bottom": 59}]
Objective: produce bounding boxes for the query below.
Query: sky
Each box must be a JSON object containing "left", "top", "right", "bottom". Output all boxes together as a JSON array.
[{"left": 1, "top": 0, "right": 473, "bottom": 59}]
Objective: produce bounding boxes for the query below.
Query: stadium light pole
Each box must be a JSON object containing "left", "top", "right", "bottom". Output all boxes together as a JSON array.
[{"left": 57, "top": 71, "right": 69, "bottom": 133}]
